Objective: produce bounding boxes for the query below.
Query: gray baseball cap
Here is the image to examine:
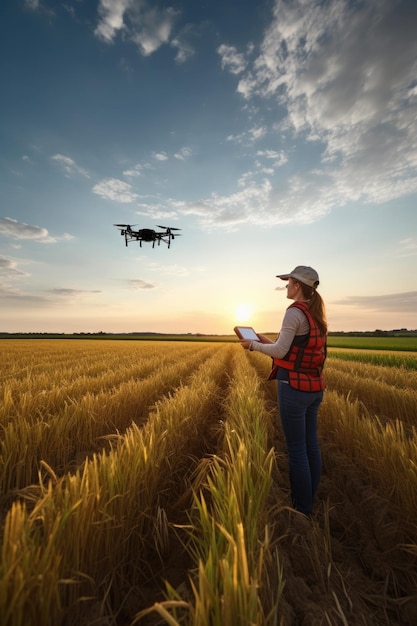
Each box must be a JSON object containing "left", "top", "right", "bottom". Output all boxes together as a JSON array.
[{"left": 276, "top": 266, "right": 320, "bottom": 288}]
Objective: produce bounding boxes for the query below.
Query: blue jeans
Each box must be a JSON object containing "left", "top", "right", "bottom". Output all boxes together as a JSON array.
[{"left": 278, "top": 381, "right": 323, "bottom": 515}]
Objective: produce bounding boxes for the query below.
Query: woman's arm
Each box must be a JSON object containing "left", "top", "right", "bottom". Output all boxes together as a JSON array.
[{"left": 244, "top": 308, "right": 309, "bottom": 358}]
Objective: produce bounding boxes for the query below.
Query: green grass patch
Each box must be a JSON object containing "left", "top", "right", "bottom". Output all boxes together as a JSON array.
[
  {"left": 327, "top": 336, "right": 417, "bottom": 352},
  {"left": 328, "top": 350, "right": 417, "bottom": 370}
]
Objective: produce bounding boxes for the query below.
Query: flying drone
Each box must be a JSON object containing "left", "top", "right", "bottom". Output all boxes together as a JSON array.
[{"left": 113, "top": 224, "right": 182, "bottom": 248}]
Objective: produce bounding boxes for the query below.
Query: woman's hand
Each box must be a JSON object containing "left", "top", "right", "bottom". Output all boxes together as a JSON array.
[
  {"left": 240, "top": 334, "right": 274, "bottom": 350},
  {"left": 257, "top": 333, "right": 273, "bottom": 344}
]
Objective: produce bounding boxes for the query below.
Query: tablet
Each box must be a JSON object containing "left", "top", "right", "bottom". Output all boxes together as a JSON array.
[{"left": 233, "top": 326, "right": 260, "bottom": 341}]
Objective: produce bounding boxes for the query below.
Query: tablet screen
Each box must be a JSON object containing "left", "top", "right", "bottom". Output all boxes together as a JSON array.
[{"left": 234, "top": 326, "right": 259, "bottom": 341}]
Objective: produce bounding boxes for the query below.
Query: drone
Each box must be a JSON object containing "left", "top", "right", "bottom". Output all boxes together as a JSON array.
[{"left": 114, "top": 224, "right": 182, "bottom": 248}]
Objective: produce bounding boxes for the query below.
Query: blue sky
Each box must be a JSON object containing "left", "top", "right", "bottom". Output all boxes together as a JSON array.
[{"left": 1, "top": 0, "right": 416, "bottom": 334}]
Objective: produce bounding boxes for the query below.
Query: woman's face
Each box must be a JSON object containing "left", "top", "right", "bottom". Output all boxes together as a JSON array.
[{"left": 286, "top": 277, "right": 300, "bottom": 300}]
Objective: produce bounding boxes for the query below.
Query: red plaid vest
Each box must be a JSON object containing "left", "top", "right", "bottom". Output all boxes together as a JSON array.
[{"left": 269, "top": 301, "right": 326, "bottom": 391}]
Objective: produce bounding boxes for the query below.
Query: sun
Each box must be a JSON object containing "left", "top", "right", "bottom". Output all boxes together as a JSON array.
[{"left": 235, "top": 303, "right": 253, "bottom": 324}]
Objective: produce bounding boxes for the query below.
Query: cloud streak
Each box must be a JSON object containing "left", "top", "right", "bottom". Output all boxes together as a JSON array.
[
  {"left": 47, "top": 289, "right": 102, "bottom": 296},
  {"left": 334, "top": 291, "right": 417, "bottom": 314},
  {"left": 51, "top": 154, "right": 90, "bottom": 178},
  {"left": 92, "top": 178, "right": 139, "bottom": 203},
  {"left": 128, "top": 279, "right": 156, "bottom": 290},
  {"left": 0, "top": 256, "right": 29, "bottom": 277},
  {"left": 0, "top": 218, "right": 73, "bottom": 243}
]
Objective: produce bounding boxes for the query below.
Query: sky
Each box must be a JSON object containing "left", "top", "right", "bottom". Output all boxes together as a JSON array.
[{"left": 1, "top": 0, "right": 417, "bottom": 335}]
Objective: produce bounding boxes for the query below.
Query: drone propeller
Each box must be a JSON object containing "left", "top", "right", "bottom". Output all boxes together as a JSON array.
[
  {"left": 156, "top": 225, "right": 182, "bottom": 231},
  {"left": 114, "top": 224, "right": 137, "bottom": 227}
]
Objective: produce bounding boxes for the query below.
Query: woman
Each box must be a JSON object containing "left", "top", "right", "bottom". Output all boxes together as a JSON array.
[{"left": 241, "top": 266, "right": 327, "bottom": 516}]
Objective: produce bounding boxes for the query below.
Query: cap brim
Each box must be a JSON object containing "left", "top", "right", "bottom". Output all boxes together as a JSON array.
[{"left": 276, "top": 274, "right": 290, "bottom": 280}]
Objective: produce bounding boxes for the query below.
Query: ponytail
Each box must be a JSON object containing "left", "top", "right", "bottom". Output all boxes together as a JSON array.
[{"left": 299, "top": 283, "right": 328, "bottom": 336}]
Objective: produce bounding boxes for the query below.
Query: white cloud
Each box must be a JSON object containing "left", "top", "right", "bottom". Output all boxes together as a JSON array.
[
  {"left": 51, "top": 154, "right": 90, "bottom": 179},
  {"left": 131, "top": 6, "right": 178, "bottom": 56},
  {"left": 92, "top": 178, "right": 138, "bottom": 202},
  {"left": 249, "top": 126, "right": 267, "bottom": 141},
  {"left": 123, "top": 164, "right": 145, "bottom": 177},
  {"left": 174, "top": 147, "right": 192, "bottom": 161},
  {"left": 152, "top": 151, "right": 169, "bottom": 161},
  {"left": 217, "top": 44, "right": 247, "bottom": 75},
  {"left": 94, "top": 0, "right": 131, "bottom": 42},
  {"left": 132, "top": 173, "right": 334, "bottom": 228},
  {"left": 171, "top": 36, "right": 194, "bottom": 64},
  {"left": 256, "top": 149, "right": 288, "bottom": 169},
  {"left": 226, "top": 126, "right": 267, "bottom": 145},
  {"left": 95, "top": 0, "right": 179, "bottom": 57},
  {"left": 146, "top": 164, "right": 351, "bottom": 228},
  {"left": 219, "top": 0, "right": 417, "bottom": 216},
  {"left": 128, "top": 279, "right": 156, "bottom": 290},
  {"left": 123, "top": 161, "right": 153, "bottom": 177},
  {"left": 0, "top": 256, "right": 28, "bottom": 277},
  {"left": 184, "top": 180, "right": 274, "bottom": 228},
  {"left": 0, "top": 217, "right": 72, "bottom": 244}
]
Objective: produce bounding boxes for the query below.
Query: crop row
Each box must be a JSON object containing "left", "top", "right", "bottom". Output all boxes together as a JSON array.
[
  {"left": 324, "top": 358, "right": 417, "bottom": 428},
  {"left": 0, "top": 342, "right": 222, "bottom": 495}
]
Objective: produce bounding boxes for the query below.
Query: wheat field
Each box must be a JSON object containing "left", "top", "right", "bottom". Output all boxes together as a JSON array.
[{"left": 0, "top": 339, "right": 416, "bottom": 625}]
